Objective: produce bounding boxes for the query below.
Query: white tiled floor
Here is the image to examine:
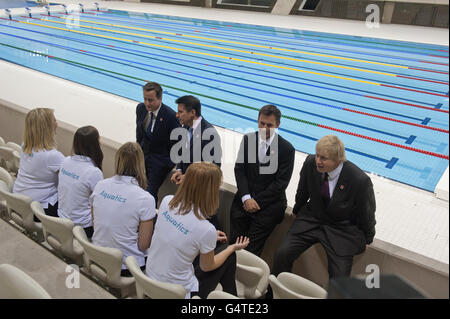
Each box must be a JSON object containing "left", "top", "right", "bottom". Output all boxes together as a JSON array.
[{"left": 1, "top": 0, "right": 449, "bottom": 265}]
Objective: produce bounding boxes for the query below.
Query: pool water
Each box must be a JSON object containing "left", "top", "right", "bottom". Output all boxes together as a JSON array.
[{"left": 0, "top": 8, "right": 448, "bottom": 191}]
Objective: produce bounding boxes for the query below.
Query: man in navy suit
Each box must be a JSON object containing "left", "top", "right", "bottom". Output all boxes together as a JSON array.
[
  {"left": 272, "top": 135, "right": 376, "bottom": 279},
  {"left": 170, "top": 95, "right": 222, "bottom": 185},
  {"left": 136, "top": 82, "right": 180, "bottom": 204},
  {"left": 230, "top": 105, "right": 295, "bottom": 257}
]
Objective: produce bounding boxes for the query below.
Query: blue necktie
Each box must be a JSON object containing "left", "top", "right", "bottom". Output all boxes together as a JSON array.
[
  {"left": 146, "top": 112, "right": 154, "bottom": 135},
  {"left": 188, "top": 126, "right": 193, "bottom": 141}
]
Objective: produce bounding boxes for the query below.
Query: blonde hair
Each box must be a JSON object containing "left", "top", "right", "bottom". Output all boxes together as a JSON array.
[
  {"left": 316, "top": 135, "right": 346, "bottom": 162},
  {"left": 23, "top": 108, "right": 57, "bottom": 154},
  {"left": 115, "top": 142, "right": 147, "bottom": 189},
  {"left": 169, "top": 162, "right": 222, "bottom": 220}
]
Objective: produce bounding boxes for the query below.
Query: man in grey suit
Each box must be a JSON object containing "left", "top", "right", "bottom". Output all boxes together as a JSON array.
[{"left": 273, "top": 135, "right": 376, "bottom": 279}]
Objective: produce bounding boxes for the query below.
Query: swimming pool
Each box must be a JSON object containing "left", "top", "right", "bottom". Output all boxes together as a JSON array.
[{"left": 0, "top": 7, "right": 448, "bottom": 192}]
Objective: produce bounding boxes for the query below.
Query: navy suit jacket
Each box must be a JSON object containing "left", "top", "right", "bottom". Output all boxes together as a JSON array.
[
  {"left": 232, "top": 132, "right": 295, "bottom": 225},
  {"left": 176, "top": 117, "right": 222, "bottom": 174},
  {"left": 291, "top": 155, "right": 376, "bottom": 257},
  {"left": 136, "top": 102, "right": 181, "bottom": 169}
]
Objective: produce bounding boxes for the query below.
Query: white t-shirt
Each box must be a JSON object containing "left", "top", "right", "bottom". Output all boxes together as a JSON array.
[
  {"left": 145, "top": 195, "right": 217, "bottom": 296},
  {"left": 90, "top": 175, "right": 156, "bottom": 269},
  {"left": 13, "top": 148, "right": 65, "bottom": 209},
  {"left": 57, "top": 155, "right": 103, "bottom": 228}
]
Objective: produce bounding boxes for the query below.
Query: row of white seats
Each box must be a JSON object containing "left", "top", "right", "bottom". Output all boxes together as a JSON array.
[
  {"left": 0, "top": 144, "right": 328, "bottom": 299},
  {"left": 0, "top": 136, "right": 21, "bottom": 177}
]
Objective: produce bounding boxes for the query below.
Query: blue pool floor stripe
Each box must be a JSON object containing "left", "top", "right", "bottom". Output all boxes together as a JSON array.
[{"left": 1, "top": 22, "right": 441, "bottom": 109}]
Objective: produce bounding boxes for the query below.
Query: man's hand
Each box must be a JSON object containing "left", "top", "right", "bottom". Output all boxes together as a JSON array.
[
  {"left": 243, "top": 198, "right": 260, "bottom": 213},
  {"left": 171, "top": 170, "right": 184, "bottom": 184},
  {"left": 216, "top": 230, "right": 227, "bottom": 243}
]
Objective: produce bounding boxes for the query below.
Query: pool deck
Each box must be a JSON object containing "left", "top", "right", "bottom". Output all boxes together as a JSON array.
[{"left": 0, "top": 0, "right": 448, "bottom": 267}]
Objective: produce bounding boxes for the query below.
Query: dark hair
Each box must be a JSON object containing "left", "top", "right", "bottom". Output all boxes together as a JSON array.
[
  {"left": 258, "top": 104, "right": 281, "bottom": 123},
  {"left": 73, "top": 126, "right": 103, "bottom": 170},
  {"left": 175, "top": 95, "right": 201, "bottom": 117},
  {"left": 142, "top": 82, "right": 163, "bottom": 99}
]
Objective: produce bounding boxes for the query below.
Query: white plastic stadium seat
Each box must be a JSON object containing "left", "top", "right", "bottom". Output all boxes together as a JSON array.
[
  {"left": 269, "top": 272, "right": 327, "bottom": 299},
  {"left": 125, "top": 256, "right": 186, "bottom": 299},
  {"left": 0, "top": 264, "right": 51, "bottom": 299}
]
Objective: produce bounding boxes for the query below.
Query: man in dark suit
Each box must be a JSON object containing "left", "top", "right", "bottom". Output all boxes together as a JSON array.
[
  {"left": 170, "top": 95, "right": 222, "bottom": 185},
  {"left": 230, "top": 104, "right": 295, "bottom": 257},
  {"left": 136, "top": 82, "right": 180, "bottom": 204},
  {"left": 272, "top": 135, "right": 376, "bottom": 279}
]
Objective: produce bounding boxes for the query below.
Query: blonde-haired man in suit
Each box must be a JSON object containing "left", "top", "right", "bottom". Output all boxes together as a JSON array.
[{"left": 273, "top": 135, "right": 376, "bottom": 279}]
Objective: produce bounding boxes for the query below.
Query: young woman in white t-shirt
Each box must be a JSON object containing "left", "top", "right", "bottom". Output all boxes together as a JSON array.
[
  {"left": 146, "top": 162, "right": 249, "bottom": 298},
  {"left": 13, "top": 108, "right": 65, "bottom": 218},
  {"left": 90, "top": 142, "right": 155, "bottom": 276},
  {"left": 58, "top": 126, "right": 103, "bottom": 238}
]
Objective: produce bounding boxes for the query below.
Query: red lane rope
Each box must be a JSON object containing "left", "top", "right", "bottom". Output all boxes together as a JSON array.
[
  {"left": 397, "top": 75, "right": 448, "bottom": 85},
  {"left": 318, "top": 124, "right": 449, "bottom": 160},
  {"left": 419, "top": 60, "right": 449, "bottom": 66},
  {"left": 408, "top": 67, "right": 449, "bottom": 75},
  {"left": 365, "top": 95, "right": 449, "bottom": 113},
  {"left": 343, "top": 108, "right": 449, "bottom": 133},
  {"left": 381, "top": 84, "right": 449, "bottom": 97}
]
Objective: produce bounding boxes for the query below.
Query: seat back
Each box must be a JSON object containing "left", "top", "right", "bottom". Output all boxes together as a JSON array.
[
  {"left": 0, "top": 167, "right": 14, "bottom": 191},
  {"left": 0, "top": 264, "right": 51, "bottom": 299},
  {"left": 125, "top": 256, "right": 186, "bottom": 299},
  {"left": 0, "top": 188, "right": 43, "bottom": 240},
  {"left": 0, "top": 146, "right": 20, "bottom": 175},
  {"left": 72, "top": 226, "right": 134, "bottom": 291},
  {"left": 235, "top": 249, "right": 270, "bottom": 298},
  {"left": 31, "top": 201, "right": 83, "bottom": 264},
  {"left": 0, "top": 180, "right": 12, "bottom": 220},
  {"left": 207, "top": 290, "right": 240, "bottom": 299},
  {"left": 276, "top": 272, "right": 327, "bottom": 299},
  {"left": 5, "top": 142, "right": 22, "bottom": 154}
]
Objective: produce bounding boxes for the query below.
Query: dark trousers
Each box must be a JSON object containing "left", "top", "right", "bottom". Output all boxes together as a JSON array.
[
  {"left": 193, "top": 242, "right": 237, "bottom": 299},
  {"left": 83, "top": 226, "right": 94, "bottom": 239},
  {"left": 145, "top": 160, "right": 173, "bottom": 205},
  {"left": 34, "top": 202, "right": 58, "bottom": 222},
  {"left": 230, "top": 201, "right": 281, "bottom": 257},
  {"left": 272, "top": 226, "right": 354, "bottom": 279},
  {"left": 121, "top": 265, "right": 145, "bottom": 277}
]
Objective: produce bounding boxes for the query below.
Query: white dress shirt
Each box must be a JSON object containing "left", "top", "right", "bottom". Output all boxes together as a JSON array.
[
  {"left": 146, "top": 104, "right": 161, "bottom": 133},
  {"left": 327, "top": 161, "right": 344, "bottom": 198},
  {"left": 241, "top": 132, "right": 276, "bottom": 204}
]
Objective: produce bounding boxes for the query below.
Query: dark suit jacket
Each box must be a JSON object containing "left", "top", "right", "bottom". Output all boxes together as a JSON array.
[
  {"left": 136, "top": 102, "right": 181, "bottom": 169},
  {"left": 292, "top": 154, "right": 376, "bottom": 257},
  {"left": 232, "top": 132, "right": 295, "bottom": 224},
  {"left": 176, "top": 117, "right": 222, "bottom": 174}
]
